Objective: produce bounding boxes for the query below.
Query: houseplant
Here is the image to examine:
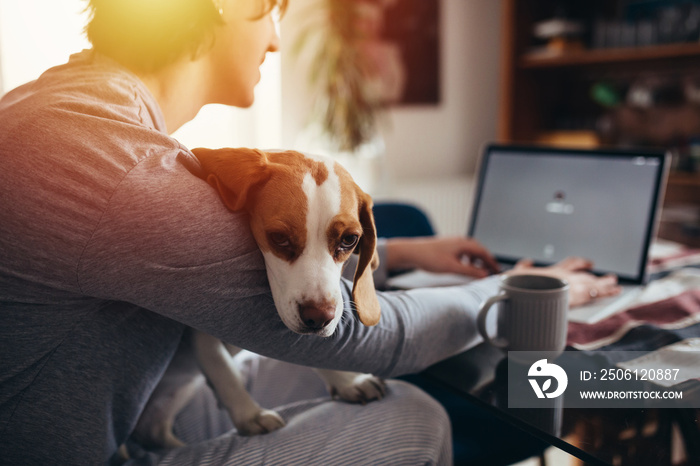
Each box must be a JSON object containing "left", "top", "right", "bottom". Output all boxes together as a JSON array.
[{"left": 294, "top": 0, "right": 404, "bottom": 192}]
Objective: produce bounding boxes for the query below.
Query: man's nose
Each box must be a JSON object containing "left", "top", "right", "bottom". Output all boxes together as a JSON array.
[{"left": 268, "top": 18, "right": 280, "bottom": 53}]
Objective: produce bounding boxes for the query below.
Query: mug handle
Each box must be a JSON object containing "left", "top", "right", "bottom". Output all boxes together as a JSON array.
[{"left": 477, "top": 293, "right": 509, "bottom": 348}]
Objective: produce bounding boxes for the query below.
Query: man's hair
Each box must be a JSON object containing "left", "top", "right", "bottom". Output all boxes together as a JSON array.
[{"left": 84, "top": 0, "right": 288, "bottom": 73}]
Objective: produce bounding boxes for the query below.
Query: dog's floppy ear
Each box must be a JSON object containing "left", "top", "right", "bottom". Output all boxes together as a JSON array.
[
  {"left": 352, "top": 190, "right": 381, "bottom": 326},
  {"left": 192, "top": 147, "right": 271, "bottom": 212}
]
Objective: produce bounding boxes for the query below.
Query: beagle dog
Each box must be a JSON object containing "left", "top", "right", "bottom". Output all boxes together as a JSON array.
[{"left": 133, "top": 148, "right": 385, "bottom": 448}]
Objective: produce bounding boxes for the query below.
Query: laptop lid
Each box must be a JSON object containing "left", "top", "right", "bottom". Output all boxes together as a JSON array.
[{"left": 468, "top": 144, "right": 669, "bottom": 284}]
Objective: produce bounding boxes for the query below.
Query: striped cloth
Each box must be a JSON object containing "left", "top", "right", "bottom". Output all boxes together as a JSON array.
[
  {"left": 567, "top": 268, "right": 700, "bottom": 394},
  {"left": 125, "top": 356, "right": 452, "bottom": 465},
  {"left": 568, "top": 269, "right": 700, "bottom": 352}
]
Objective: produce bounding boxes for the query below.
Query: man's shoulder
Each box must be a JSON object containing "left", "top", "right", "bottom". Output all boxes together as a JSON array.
[{"left": 0, "top": 50, "right": 166, "bottom": 134}]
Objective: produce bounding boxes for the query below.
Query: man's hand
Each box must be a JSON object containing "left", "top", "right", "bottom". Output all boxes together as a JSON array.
[
  {"left": 509, "top": 257, "right": 622, "bottom": 307},
  {"left": 385, "top": 236, "right": 500, "bottom": 278}
]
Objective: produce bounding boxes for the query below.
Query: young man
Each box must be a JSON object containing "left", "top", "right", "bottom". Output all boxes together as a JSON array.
[{"left": 0, "top": 0, "right": 620, "bottom": 463}]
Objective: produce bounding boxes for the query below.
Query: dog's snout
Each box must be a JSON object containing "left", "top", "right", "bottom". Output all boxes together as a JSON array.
[{"left": 298, "top": 301, "right": 336, "bottom": 330}]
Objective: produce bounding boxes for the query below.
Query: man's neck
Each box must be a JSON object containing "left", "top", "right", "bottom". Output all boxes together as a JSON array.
[{"left": 135, "top": 59, "right": 209, "bottom": 134}]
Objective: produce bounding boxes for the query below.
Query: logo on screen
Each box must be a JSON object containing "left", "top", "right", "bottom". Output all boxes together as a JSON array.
[
  {"left": 528, "top": 359, "right": 568, "bottom": 399},
  {"left": 546, "top": 191, "right": 574, "bottom": 215}
]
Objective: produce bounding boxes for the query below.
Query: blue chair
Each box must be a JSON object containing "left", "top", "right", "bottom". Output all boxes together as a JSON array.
[
  {"left": 372, "top": 201, "right": 548, "bottom": 465},
  {"left": 372, "top": 202, "right": 435, "bottom": 238}
]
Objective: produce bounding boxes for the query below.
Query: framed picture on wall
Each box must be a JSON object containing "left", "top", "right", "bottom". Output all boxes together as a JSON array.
[
  {"left": 360, "top": 0, "right": 441, "bottom": 106},
  {"left": 383, "top": 0, "right": 441, "bottom": 105}
]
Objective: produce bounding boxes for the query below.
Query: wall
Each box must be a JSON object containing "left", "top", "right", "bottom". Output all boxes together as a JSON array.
[
  {"left": 0, "top": 0, "right": 89, "bottom": 94},
  {"left": 280, "top": 0, "right": 503, "bottom": 181}
]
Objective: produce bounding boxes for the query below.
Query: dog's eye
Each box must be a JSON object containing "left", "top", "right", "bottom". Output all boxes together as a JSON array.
[
  {"left": 340, "top": 234, "right": 359, "bottom": 250},
  {"left": 269, "top": 232, "right": 291, "bottom": 248}
]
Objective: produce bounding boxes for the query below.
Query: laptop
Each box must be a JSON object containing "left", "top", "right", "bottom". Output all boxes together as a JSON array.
[{"left": 388, "top": 143, "right": 670, "bottom": 324}]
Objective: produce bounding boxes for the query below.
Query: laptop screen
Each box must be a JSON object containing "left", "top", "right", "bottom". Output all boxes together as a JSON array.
[{"left": 468, "top": 145, "right": 668, "bottom": 284}]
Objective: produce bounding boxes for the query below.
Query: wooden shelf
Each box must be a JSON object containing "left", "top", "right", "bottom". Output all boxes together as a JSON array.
[
  {"left": 668, "top": 171, "right": 700, "bottom": 186},
  {"left": 665, "top": 171, "right": 700, "bottom": 206},
  {"left": 520, "top": 42, "right": 700, "bottom": 69}
]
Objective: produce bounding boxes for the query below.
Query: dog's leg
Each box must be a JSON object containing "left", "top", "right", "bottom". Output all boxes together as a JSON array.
[
  {"left": 133, "top": 368, "right": 205, "bottom": 448},
  {"left": 315, "top": 369, "right": 386, "bottom": 404},
  {"left": 192, "top": 331, "right": 286, "bottom": 435}
]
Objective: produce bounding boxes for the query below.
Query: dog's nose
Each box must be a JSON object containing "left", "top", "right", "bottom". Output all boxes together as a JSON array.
[{"left": 298, "top": 301, "right": 336, "bottom": 330}]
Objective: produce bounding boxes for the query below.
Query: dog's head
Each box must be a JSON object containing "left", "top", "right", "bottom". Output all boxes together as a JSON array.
[{"left": 193, "top": 147, "right": 380, "bottom": 336}]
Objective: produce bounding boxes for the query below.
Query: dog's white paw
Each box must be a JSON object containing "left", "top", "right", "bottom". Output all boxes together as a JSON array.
[
  {"left": 329, "top": 373, "right": 386, "bottom": 404},
  {"left": 234, "top": 408, "right": 286, "bottom": 436}
]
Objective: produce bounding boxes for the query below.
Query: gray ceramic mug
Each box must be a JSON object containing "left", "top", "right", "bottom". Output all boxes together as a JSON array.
[{"left": 477, "top": 274, "right": 569, "bottom": 361}]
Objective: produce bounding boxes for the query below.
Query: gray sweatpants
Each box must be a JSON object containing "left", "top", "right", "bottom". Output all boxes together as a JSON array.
[{"left": 126, "top": 352, "right": 452, "bottom": 465}]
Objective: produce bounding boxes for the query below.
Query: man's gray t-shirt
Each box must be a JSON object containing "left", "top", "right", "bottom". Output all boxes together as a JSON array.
[{"left": 0, "top": 50, "right": 498, "bottom": 464}]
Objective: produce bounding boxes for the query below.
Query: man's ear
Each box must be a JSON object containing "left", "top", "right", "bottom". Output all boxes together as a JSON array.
[
  {"left": 352, "top": 190, "right": 381, "bottom": 326},
  {"left": 192, "top": 147, "right": 271, "bottom": 212}
]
